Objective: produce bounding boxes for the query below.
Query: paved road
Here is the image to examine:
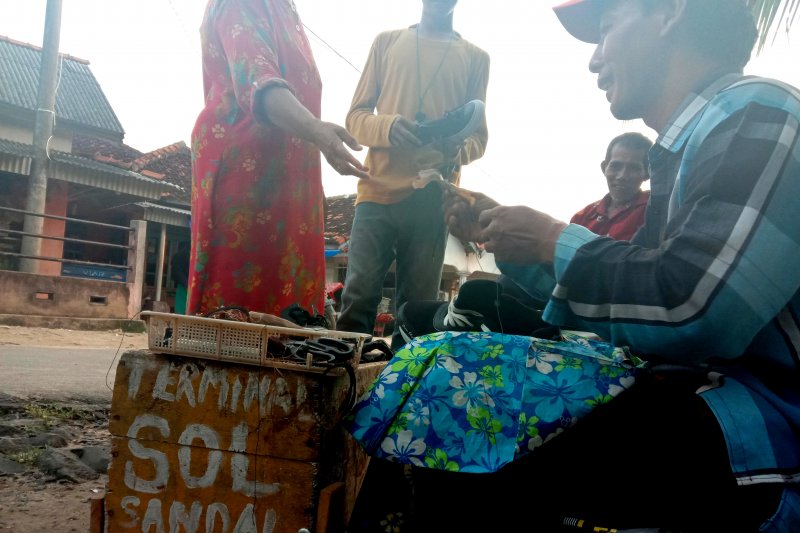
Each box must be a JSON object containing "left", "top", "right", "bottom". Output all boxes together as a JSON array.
[{"left": 0, "top": 346, "right": 125, "bottom": 402}]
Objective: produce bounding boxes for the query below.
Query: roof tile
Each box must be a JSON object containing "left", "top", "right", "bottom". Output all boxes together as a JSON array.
[{"left": 0, "top": 35, "right": 124, "bottom": 138}]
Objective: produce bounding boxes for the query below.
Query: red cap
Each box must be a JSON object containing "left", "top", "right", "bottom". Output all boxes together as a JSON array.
[{"left": 553, "top": 0, "right": 608, "bottom": 44}]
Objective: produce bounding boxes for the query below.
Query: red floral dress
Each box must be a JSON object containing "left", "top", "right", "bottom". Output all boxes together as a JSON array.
[{"left": 187, "top": 0, "right": 325, "bottom": 317}]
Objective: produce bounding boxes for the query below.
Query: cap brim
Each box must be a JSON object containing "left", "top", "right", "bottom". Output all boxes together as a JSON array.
[{"left": 553, "top": 0, "right": 606, "bottom": 44}]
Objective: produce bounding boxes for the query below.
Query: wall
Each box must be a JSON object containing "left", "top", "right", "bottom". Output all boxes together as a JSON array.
[
  {"left": 0, "top": 270, "right": 130, "bottom": 318},
  {"left": 38, "top": 180, "right": 67, "bottom": 276},
  {"left": 0, "top": 123, "right": 72, "bottom": 152}
]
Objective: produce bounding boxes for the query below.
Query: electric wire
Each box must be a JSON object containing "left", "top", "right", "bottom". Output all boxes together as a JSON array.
[{"left": 302, "top": 23, "right": 362, "bottom": 74}]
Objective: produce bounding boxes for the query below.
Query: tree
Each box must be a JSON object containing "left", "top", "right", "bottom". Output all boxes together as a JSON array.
[{"left": 750, "top": 0, "right": 800, "bottom": 52}]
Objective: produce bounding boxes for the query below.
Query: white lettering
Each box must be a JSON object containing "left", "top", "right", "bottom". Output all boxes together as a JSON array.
[
  {"left": 153, "top": 363, "right": 177, "bottom": 402},
  {"left": 125, "top": 415, "right": 170, "bottom": 494},
  {"left": 232, "top": 503, "right": 257, "bottom": 533},
  {"left": 119, "top": 495, "right": 140, "bottom": 529},
  {"left": 176, "top": 364, "right": 199, "bottom": 407},
  {"left": 229, "top": 376, "right": 242, "bottom": 413},
  {"left": 116, "top": 497, "right": 279, "bottom": 532},
  {"left": 178, "top": 424, "right": 222, "bottom": 489},
  {"left": 142, "top": 498, "right": 165, "bottom": 533},
  {"left": 296, "top": 381, "right": 307, "bottom": 408},
  {"left": 169, "top": 500, "right": 202, "bottom": 533},
  {"left": 273, "top": 377, "right": 292, "bottom": 416},
  {"left": 229, "top": 423, "right": 280, "bottom": 497},
  {"left": 126, "top": 357, "right": 157, "bottom": 400},
  {"left": 243, "top": 373, "right": 259, "bottom": 412},
  {"left": 198, "top": 368, "right": 229, "bottom": 410},
  {"left": 262, "top": 508, "right": 277, "bottom": 533},
  {"left": 206, "top": 502, "right": 231, "bottom": 533},
  {"left": 258, "top": 377, "right": 271, "bottom": 417}
]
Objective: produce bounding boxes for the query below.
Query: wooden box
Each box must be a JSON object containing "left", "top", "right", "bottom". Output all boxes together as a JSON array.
[{"left": 105, "top": 350, "right": 385, "bottom": 533}]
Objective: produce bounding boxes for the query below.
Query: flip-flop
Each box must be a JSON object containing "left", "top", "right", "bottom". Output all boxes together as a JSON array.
[
  {"left": 285, "top": 337, "right": 354, "bottom": 365},
  {"left": 360, "top": 339, "right": 394, "bottom": 363}
]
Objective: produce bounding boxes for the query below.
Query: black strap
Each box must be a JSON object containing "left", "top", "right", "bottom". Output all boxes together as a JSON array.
[
  {"left": 322, "top": 361, "right": 357, "bottom": 426},
  {"left": 361, "top": 339, "right": 394, "bottom": 362}
]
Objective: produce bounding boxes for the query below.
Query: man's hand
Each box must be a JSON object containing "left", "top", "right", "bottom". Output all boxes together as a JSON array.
[
  {"left": 435, "top": 140, "right": 464, "bottom": 181},
  {"left": 389, "top": 116, "right": 423, "bottom": 148},
  {"left": 478, "top": 206, "right": 567, "bottom": 265},
  {"left": 443, "top": 185, "right": 499, "bottom": 243},
  {"left": 313, "top": 122, "right": 371, "bottom": 180}
]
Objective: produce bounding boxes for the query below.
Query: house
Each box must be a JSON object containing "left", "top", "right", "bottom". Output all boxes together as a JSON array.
[{"left": 0, "top": 35, "right": 189, "bottom": 322}]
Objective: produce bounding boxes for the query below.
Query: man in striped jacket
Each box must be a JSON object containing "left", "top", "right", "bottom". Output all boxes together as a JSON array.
[{"left": 441, "top": 0, "right": 799, "bottom": 530}]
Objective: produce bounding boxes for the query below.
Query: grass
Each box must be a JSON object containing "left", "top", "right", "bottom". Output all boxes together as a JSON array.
[
  {"left": 24, "top": 403, "right": 95, "bottom": 428},
  {"left": 5, "top": 447, "right": 44, "bottom": 466},
  {"left": 120, "top": 320, "right": 146, "bottom": 333}
]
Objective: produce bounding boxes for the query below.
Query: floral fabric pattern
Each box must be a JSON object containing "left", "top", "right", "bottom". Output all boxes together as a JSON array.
[
  {"left": 347, "top": 330, "right": 645, "bottom": 473},
  {"left": 187, "top": 0, "right": 325, "bottom": 316}
]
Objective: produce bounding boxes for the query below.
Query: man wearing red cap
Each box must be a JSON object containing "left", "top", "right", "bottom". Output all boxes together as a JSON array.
[{"left": 348, "top": 1, "right": 800, "bottom": 531}]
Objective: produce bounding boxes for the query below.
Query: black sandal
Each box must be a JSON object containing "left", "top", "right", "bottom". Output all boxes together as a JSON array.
[{"left": 360, "top": 339, "right": 394, "bottom": 363}]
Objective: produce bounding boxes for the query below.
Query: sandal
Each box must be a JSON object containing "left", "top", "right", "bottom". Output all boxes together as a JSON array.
[
  {"left": 360, "top": 339, "right": 394, "bottom": 363},
  {"left": 203, "top": 305, "right": 251, "bottom": 322},
  {"left": 284, "top": 337, "right": 355, "bottom": 365}
]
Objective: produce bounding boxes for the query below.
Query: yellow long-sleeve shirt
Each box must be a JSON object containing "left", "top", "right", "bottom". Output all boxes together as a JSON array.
[{"left": 346, "top": 26, "right": 490, "bottom": 205}]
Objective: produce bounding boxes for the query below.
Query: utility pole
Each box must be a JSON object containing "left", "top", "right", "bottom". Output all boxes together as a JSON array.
[{"left": 19, "top": 0, "right": 63, "bottom": 273}]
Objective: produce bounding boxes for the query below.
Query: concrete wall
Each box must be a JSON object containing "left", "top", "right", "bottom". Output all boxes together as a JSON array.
[
  {"left": 0, "top": 123, "right": 72, "bottom": 152},
  {"left": 39, "top": 180, "right": 67, "bottom": 276},
  {"left": 0, "top": 270, "right": 130, "bottom": 318}
]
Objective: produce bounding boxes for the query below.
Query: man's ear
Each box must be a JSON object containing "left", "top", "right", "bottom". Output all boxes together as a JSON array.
[
  {"left": 656, "top": 0, "right": 687, "bottom": 38},
  {"left": 600, "top": 160, "right": 608, "bottom": 173}
]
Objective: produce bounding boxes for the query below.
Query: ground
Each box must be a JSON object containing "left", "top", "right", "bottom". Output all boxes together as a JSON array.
[
  {"left": 0, "top": 325, "right": 148, "bottom": 350},
  {"left": 0, "top": 326, "right": 148, "bottom": 533}
]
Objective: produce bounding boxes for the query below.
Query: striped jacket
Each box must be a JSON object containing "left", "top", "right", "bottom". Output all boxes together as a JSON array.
[{"left": 508, "top": 73, "right": 800, "bottom": 489}]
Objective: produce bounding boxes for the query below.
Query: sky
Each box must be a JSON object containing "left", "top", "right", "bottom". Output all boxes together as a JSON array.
[{"left": 1, "top": 0, "right": 798, "bottom": 221}]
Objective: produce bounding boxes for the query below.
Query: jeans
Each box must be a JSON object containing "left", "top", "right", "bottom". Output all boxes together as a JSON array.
[{"left": 337, "top": 185, "right": 448, "bottom": 348}]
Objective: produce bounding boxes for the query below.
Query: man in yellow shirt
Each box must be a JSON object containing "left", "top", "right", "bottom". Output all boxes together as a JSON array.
[{"left": 337, "top": 0, "right": 490, "bottom": 347}]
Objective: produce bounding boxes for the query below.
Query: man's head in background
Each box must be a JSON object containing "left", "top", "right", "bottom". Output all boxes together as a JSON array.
[{"left": 602, "top": 132, "right": 652, "bottom": 206}]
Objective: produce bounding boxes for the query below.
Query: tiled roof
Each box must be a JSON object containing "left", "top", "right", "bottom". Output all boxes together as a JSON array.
[
  {"left": 71, "top": 134, "right": 191, "bottom": 205},
  {"left": 131, "top": 142, "right": 192, "bottom": 204},
  {"left": 0, "top": 138, "right": 179, "bottom": 199},
  {"left": 0, "top": 36, "right": 124, "bottom": 139},
  {"left": 324, "top": 193, "right": 356, "bottom": 246}
]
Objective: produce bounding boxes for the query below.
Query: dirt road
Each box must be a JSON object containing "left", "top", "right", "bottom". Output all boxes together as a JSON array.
[{"left": 0, "top": 326, "right": 148, "bottom": 533}]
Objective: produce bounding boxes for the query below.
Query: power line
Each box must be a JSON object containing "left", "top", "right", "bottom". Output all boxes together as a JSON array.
[{"left": 303, "top": 23, "right": 361, "bottom": 74}]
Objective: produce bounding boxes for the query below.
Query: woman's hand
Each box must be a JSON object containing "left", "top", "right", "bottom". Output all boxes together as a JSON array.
[
  {"left": 312, "top": 121, "right": 371, "bottom": 180},
  {"left": 258, "top": 86, "right": 370, "bottom": 180}
]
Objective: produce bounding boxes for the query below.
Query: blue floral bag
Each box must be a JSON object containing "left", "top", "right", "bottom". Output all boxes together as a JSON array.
[{"left": 346, "top": 330, "right": 646, "bottom": 473}]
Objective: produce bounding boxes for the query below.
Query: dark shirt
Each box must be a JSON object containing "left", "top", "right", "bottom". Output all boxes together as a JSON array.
[
  {"left": 501, "top": 73, "right": 800, "bottom": 491},
  {"left": 545, "top": 74, "right": 800, "bottom": 487}
]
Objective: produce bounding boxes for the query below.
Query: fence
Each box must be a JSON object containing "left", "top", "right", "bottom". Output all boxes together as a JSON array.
[
  {"left": 0, "top": 205, "right": 134, "bottom": 276},
  {"left": 0, "top": 205, "right": 147, "bottom": 319}
]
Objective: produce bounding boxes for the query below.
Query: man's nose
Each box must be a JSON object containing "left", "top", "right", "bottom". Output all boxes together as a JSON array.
[
  {"left": 614, "top": 168, "right": 640, "bottom": 182},
  {"left": 589, "top": 44, "right": 603, "bottom": 73}
]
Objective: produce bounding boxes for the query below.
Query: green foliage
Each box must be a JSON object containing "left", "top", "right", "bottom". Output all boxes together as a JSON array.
[
  {"left": 24, "top": 403, "right": 94, "bottom": 428},
  {"left": 5, "top": 447, "right": 44, "bottom": 466}
]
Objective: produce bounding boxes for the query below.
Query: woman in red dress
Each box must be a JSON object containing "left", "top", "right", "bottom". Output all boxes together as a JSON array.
[{"left": 188, "top": 0, "right": 369, "bottom": 316}]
